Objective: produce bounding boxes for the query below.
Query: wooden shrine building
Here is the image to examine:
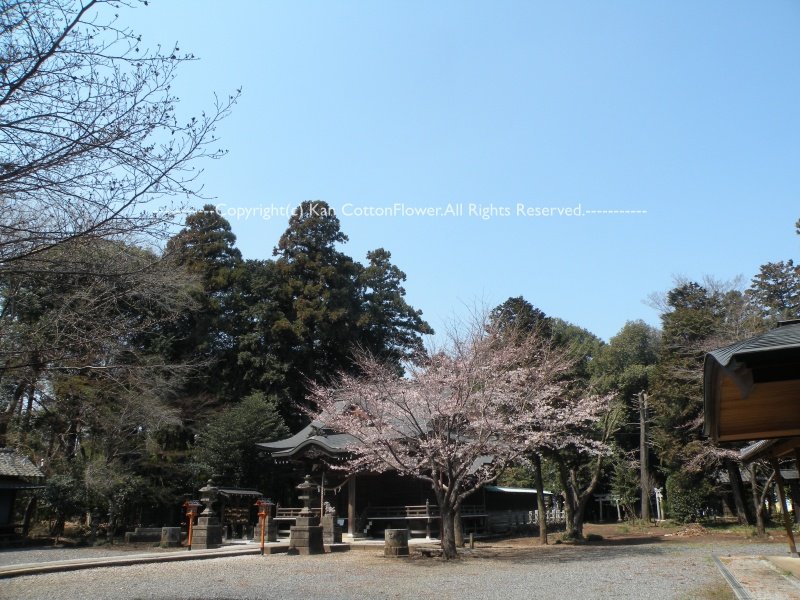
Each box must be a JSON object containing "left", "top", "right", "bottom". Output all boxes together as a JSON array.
[
  {"left": 704, "top": 319, "right": 800, "bottom": 556},
  {"left": 257, "top": 422, "right": 557, "bottom": 539}
]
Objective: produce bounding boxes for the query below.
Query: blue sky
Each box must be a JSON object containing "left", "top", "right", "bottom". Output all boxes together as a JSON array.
[{"left": 126, "top": 1, "right": 799, "bottom": 341}]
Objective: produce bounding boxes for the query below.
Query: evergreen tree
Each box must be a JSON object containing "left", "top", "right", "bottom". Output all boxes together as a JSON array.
[
  {"left": 162, "top": 206, "right": 246, "bottom": 408},
  {"left": 649, "top": 282, "right": 722, "bottom": 471},
  {"left": 235, "top": 258, "right": 296, "bottom": 420},
  {"left": 749, "top": 260, "right": 800, "bottom": 322},
  {"left": 489, "top": 296, "right": 551, "bottom": 336},
  {"left": 272, "top": 201, "right": 362, "bottom": 406},
  {"left": 593, "top": 320, "right": 661, "bottom": 520},
  {"left": 357, "top": 248, "right": 433, "bottom": 369},
  {"left": 192, "top": 392, "right": 288, "bottom": 488}
]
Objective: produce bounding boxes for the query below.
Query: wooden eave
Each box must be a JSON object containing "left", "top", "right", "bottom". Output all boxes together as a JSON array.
[{"left": 704, "top": 323, "right": 800, "bottom": 443}]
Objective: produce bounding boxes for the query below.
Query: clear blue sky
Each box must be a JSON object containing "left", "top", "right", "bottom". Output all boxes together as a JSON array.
[{"left": 126, "top": 1, "right": 799, "bottom": 341}]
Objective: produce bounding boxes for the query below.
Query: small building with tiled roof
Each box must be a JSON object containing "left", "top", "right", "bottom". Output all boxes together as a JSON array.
[{"left": 0, "top": 448, "right": 44, "bottom": 537}]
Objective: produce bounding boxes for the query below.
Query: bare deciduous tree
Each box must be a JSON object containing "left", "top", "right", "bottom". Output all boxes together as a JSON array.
[{"left": 0, "top": 0, "right": 239, "bottom": 269}]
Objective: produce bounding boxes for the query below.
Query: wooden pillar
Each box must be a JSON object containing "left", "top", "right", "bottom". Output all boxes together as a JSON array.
[
  {"left": 794, "top": 449, "right": 800, "bottom": 524},
  {"left": 347, "top": 476, "right": 356, "bottom": 537},
  {"left": 769, "top": 458, "right": 798, "bottom": 557},
  {"left": 425, "top": 499, "right": 431, "bottom": 540}
]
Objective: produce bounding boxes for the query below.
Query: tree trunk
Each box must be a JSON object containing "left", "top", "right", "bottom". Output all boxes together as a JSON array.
[
  {"left": 18, "top": 384, "right": 36, "bottom": 446},
  {"left": 750, "top": 464, "right": 775, "bottom": 536},
  {"left": 572, "top": 468, "right": 588, "bottom": 540},
  {"left": 51, "top": 514, "right": 65, "bottom": 539},
  {"left": 725, "top": 458, "right": 752, "bottom": 525},
  {"left": 569, "top": 456, "right": 605, "bottom": 541},
  {"left": 0, "top": 380, "right": 26, "bottom": 447},
  {"left": 453, "top": 506, "right": 464, "bottom": 548},
  {"left": 556, "top": 459, "right": 577, "bottom": 539},
  {"left": 440, "top": 505, "right": 458, "bottom": 559},
  {"left": 22, "top": 495, "right": 37, "bottom": 538},
  {"left": 533, "top": 453, "right": 548, "bottom": 544},
  {"left": 107, "top": 509, "right": 116, "bottom": 544}
]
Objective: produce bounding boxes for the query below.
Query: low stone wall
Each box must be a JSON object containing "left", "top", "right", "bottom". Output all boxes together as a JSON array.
[{"left": 124, "top": 527, "right": 163, "bottom": 543}]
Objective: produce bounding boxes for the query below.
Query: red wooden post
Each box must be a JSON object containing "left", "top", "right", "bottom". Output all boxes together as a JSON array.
[
  {"left": 256, "top": 498, "right": 269, "bottom": 555},
  {"left": 183, "top": 500, "right": 201, "bottom": 551}
]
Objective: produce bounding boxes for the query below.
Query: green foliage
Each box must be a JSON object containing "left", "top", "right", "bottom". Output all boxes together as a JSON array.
[
  {"left": 192, "top": 392, "right": 289, "bottom": 487},
  {"left": 665, "top": 470, "right": 713, "bottom": 523},
  {"left": 265, "top": 201, "right": 432, "bottom": 420},
  {"left": 162, "top": 206, "right": 246, "bottom": 405},
  {"left": 489, "top": 296, "right": 551, "bottom": 336},
  {"left": 497, "top": 465, "right": 536, "bottom": 488},
  {"left": 358, "top": 248, "right": 433, "bottom": 367},
  {"left": 610, "top": 450, "right": 640, "bottom": 519},
  {"left": 649, "top": 283, "right": 722, "bottom": 470},
  {"left": 41, "top": 474, "right": 87, "bottom": 527},
  {"left": 593, "top": 320, "right": 660, "bottom": 399},
  {"left": 748, "top": 259, "right": 800, "bottom": 322}
]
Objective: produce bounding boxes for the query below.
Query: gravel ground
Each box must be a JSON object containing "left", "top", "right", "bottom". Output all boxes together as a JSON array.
[
  {"left": 0, "top": 539, "right": 791, "bottom": 600},
  {"left": 0, "top": 546, "right": 142, "bottom": 567}
]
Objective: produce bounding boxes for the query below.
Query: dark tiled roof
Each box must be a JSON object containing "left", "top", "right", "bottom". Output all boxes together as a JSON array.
[
  {"left": 707, "top": 321, "right": 800, "bottom": 368},
  {"left": 218, "top": 488, "right": 262, "bottom": 497},
  {"left": 0, "top": 449, "right": 44, "bottom": 479},
  {"left": 703, "top": 322, "right": 800, "bottom": 441},
  {"left": 256, "top": 424, "right": 358, "bottom": 458},
  {"left": 739, "top": 439, "right": 778, "bottom": 462}
]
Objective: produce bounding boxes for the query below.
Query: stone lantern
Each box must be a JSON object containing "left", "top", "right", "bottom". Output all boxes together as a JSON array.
[
  {"left": 287, "top": 474, "right": 324, "bottom": 555},
  {"left": 191, "top": 479, "right": 222, "bottom": 549}
]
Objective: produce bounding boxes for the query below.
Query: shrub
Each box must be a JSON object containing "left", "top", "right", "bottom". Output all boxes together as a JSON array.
[{"left": 665, "top": 471, "right": 712, "bottom": 523}]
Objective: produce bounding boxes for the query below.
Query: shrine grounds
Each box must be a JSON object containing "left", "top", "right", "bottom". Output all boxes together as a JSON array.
[{"left": 0, "top": 523, "right": 795, "bottom": 600}]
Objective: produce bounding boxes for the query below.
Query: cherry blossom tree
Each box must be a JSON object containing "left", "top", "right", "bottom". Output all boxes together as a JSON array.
[{"left": 310, "top": 318, "right": 611, "bottom": 558}]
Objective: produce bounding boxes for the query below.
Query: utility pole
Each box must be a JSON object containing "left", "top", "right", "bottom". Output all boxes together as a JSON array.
[{"left": 639, "top": 391, "right": 650, "bottom": 523}]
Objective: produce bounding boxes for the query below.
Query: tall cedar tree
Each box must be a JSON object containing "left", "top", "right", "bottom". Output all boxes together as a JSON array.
[
  {"left": 272, "top": 201, "right": 432, "bottom": 420},
  {"left": 272, "top": 201, "right": 363, "bottom": 414},
  {"left": 163, "top": 206, "right": 245, "bottom": 416},
  {"left": 357, "top": 248, "right": 433, "bottom": 369}
]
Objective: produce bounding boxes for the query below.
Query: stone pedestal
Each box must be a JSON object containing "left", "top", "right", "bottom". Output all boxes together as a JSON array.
[
  {"left": 384, "top": 528, "right": 409, "bottom": 557},
  {"left": 288, "top": 515, "right": 324, "bottom": 555},
  {"left": 160, "top": 527, "right": 182, "bottom": 548},
  {"left": 192, "top": 514, "right": 223, "bottom": 549},
  {"left": 254, "top": 521, "right": 278, "bottom": 542},
  {"left": 321, "top": 513, "right": 342, "bottom": 544}
]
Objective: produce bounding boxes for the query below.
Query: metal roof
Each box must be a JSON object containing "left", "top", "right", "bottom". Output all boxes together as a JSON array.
[
  {"left": 484, "top": 485, "right": 553, "bottom": 495},
  {"left": 0, "top": 449, "right": 44, "bottom": 479}
]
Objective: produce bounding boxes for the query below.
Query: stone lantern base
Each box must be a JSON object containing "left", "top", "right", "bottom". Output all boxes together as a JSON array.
[
  {"left": 192, "top": 515, "right": 223, "bottom": 549},
  {"left": 287, "top": 515, "right": 324, "bottom": 555}
]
